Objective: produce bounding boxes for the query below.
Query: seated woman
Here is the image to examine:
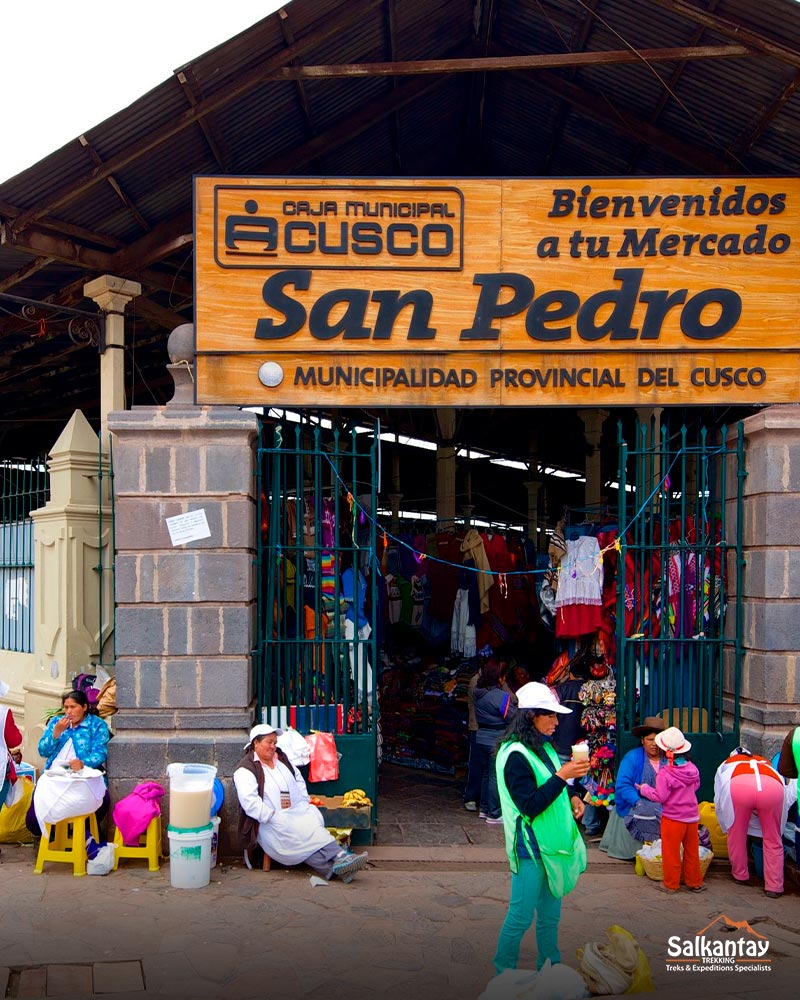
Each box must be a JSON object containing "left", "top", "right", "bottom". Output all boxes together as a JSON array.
[
  {"left": 234, "top": 724, "right": 368, "bottom": 882},
  {"left": 599, "top": 716, "right": 665, "bottom": 860},
  {"left": 26, "top": 689, "right": 111, "bottom": 836}
]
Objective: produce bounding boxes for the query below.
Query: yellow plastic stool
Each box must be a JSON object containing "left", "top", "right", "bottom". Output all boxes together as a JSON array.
[
  {"left": 34, "top": 813, "right": 100, "bottom": 877},
  {"left": 113, "top": 815, "right": 162, "bottom": 871}
]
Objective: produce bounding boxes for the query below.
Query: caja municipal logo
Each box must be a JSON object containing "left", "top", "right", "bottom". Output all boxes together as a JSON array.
[
  {"left": 665, "top": 914, "right": 772, "bottom": 974},
  {"left": 213, "top": 184, "right": 464, "bottom": 271}
]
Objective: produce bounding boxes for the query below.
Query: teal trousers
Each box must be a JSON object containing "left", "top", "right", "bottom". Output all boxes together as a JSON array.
[{"left": 493, "top": 857, "right": 562, "bottom": 973}]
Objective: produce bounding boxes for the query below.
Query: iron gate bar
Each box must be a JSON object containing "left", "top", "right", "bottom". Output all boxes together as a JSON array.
[
  {"left": 615, "top": 416, "right": 743, "bottom": 796},
  {"left": 255, "top": 414, "right": 379, "bottom": 824}
]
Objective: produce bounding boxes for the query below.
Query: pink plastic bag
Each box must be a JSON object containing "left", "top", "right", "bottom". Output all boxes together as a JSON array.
[{"left": 305, "top": 731, "right": 339, "bottom": 782}]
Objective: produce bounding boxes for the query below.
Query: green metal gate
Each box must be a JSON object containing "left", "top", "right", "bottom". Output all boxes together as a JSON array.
[
  {"left": 615, "top": 417, "right": 745, "bottom": 798},
  {"left": 255, "top": 413, "right": 379, "bottom": 838}
]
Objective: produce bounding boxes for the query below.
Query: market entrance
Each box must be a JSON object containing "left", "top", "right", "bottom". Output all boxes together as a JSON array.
[{"left": 254, "top": 407, "right": 744, "bottom": 841}]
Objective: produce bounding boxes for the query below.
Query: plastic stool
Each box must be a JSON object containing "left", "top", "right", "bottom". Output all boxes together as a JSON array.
[
  {"left": 113, "top": 815, "right": 162, "bottom": 871},
  {"left": 34, "top": 813, "right": 100, "bottom": 877}
]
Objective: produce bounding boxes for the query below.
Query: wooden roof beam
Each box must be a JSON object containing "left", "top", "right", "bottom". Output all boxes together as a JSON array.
[
  {"left": 728, "top": 72, "right": 800, "bottom": 159},
  {"left": 266, "top": 72, "right": 445, "bottom": 173},
  {"left": 175, "top": 68, "right": 232, "bottom": 171},
  {"left": 77, "top": 135, "right": 151, "bottom": 233},
  {"left": 278, "top": 8, "right": 318, "bottom": 142},
  {"left": 543, "top": 0, "right": 601, "bottom": 172},
  {"left": 465, "top": 0, "right": 498, "bottom": 171},
  {"left": 648, "top": 0, "right": 800, "bottom": 71},
  {"left": 517, "top": 69, "right": 734, "bottom": 174},
  {"left": 1, "top": 212, "right": 193, "bottom": 294},
  {"left": 0, "top": 256, "right": 54, "bottom": 294},
  {"left": 383, "top": 0, "right": 402, "bottom": 171},
  {"left": 269, "top": 44, "right": 755, "bottom": 79},
  {"left": 9, "top": 0, "right": 386, "bottom": 232},
  {"left": 0, "top": 198, "right": 122, "bottom": 250}
]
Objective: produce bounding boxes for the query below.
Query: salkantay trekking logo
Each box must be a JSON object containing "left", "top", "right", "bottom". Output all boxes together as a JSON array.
[{"left": 666, "top": 914, "right": 772, "bottom": 974}]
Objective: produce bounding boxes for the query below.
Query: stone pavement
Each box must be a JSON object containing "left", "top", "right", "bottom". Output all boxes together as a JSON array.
[{"left": 1, "top": 839, "right": 798, "bottom": 1000}]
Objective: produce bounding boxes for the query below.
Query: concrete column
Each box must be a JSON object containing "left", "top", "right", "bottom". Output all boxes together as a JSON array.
[
  {"left": 25, "top": 410, "right": 112, "bottom": 761},
  {"left": 435, "top": 409, "right": 457, "bottom": 530},
  {"left": 525, "top": 480, "right": 541, "bottom": 549},
  {"left": 579, "top": 408, "right": 609, "bottom": 508},
  {"left": 106, "top": 330, "right": 259, "bottom": 838},
  {"left": 83, "top": 275, "right": 141, "bottom": 442},
  {"left": 725, "top": 405, "right": 800, "bottom": 757}
]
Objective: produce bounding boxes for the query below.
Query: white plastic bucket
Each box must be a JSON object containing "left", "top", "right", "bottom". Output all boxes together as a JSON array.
[
  {"left": 167, "top": 763, "right": 217, "bottom": 829},
  {"left": 167, "top": 824, "right": 213, "bottom": 889},
  {"left": 210, "top": 815, "right": 221, "bottom": 869}
]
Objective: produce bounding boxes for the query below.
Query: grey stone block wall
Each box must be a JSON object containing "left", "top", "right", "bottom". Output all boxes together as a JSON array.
[
  {"left": 107, "top": 404, "right": 259, "bottom": 850},
  {"left": 730, "top": 405, "right": 800, "bottom": 757}
]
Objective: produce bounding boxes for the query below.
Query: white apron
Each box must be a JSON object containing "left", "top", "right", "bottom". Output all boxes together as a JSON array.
[
  {"left": 33, "top": 738, "right": 105, "bottom": 833},
  {"left": 234, "top": 758, "right": 333, "bottom": 866}
]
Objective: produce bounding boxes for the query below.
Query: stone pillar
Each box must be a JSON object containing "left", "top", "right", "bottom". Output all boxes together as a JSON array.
[
  {"left": 83, "top": 275, "right": 141, "bottom": 443},
  {"left": 435, "top": 409, "right": 457, "bottom": 530},
  {"left": 727, "top": 405, "right": 800, "bottom": 757},
  {"left": 107, "top": 329, "right": 259, "bottom": 839},
  {"left": 579, "top": 409, "right": 609, "bottom": 509},
  {"left": 25, "top": 410, "right": 112, "bottom": 761}
]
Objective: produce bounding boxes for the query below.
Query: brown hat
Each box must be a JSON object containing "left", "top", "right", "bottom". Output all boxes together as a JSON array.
[{"left": 631, "top": 716, "right": 665, "bottom": 737}]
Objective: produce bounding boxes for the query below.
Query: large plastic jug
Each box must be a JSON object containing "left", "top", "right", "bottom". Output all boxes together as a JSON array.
[
  {"left": 699, "top": 800, "right": 728, "bottom": 859},
  {"left": 167, "top": 763, "right": 217, "bottom": 830}
]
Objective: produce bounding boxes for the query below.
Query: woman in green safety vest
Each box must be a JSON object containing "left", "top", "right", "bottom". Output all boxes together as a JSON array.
[{"left": 493, "top": 681, "right": 591, "bottom": 975}]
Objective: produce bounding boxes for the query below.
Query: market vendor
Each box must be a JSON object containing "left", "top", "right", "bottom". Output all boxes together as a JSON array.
[
  {"left": 27, "top": 688, "right": 110, "bottom": 836},
  {"left": 599, "top": 716, "right": 665, "bottom": 860},
  {"left": 233, "top": 723, "right": 368, "bottom": 882}
]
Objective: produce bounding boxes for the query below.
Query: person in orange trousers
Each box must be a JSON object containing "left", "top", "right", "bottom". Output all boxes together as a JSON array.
[{"left": 636, "top": 727, "right": 706, "bottom": 893}]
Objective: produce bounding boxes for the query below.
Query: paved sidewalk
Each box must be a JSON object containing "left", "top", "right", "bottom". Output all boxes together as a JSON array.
[{"left": 1, "top": 842, "right": 798, "bottom": 1000}]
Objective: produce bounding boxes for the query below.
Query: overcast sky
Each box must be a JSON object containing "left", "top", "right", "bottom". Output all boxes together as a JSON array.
[{"left": 0, "top": 1, "right": 282, "bottom": 183}]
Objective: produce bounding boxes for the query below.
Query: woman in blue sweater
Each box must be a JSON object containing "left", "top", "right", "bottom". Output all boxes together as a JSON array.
[
  {"left": 27, "top": 689, "right": 110, "bottom": 835},
  {"left": 599, "top": 716, "right": 665, "bottom": 859}
]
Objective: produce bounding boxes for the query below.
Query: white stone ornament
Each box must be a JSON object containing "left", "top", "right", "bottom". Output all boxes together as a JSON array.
[{"left": 258, "top": 362, "right": 284, "bottom": 387}]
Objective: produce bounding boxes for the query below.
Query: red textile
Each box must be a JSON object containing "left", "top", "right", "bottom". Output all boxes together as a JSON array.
[
  {"left": 555, "top": 603, "right": 602, "bottom": 639},
  {"left": 3, "top": 709, "right": 23, "bottom": 750}
]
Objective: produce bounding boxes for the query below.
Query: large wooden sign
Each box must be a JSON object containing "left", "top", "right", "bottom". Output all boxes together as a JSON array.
[{"left": 194, "top": 176, "right": 800, "bottom": 406}]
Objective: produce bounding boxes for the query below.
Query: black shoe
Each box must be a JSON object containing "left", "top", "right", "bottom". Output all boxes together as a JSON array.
[
  {"left": 733, "top": 877, "right": 751, "bottom": 886},
  {"left": 764, "top": 890, "right": 783, "bottom": 898}
]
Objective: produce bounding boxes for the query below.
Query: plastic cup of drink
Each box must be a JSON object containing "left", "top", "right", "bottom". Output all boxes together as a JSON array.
[{"left": 572, "top": 745, "right": 589, "bottom": 763}]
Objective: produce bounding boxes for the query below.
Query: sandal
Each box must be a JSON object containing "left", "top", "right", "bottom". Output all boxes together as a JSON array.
[{"left": 688, "top": 884, "right": 707, "bottom": 893}]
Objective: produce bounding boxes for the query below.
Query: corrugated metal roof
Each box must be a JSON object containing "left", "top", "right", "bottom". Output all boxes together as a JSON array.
[{"left": 1, "top": 0, "right": 799, "bottom": 459}]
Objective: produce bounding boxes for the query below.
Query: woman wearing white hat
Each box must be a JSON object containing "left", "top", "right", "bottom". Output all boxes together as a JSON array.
[
  {"left": 492, "top": 682, "right": 591, "bottom": 975},
  {"left": 233, "top": 723, "right": 368, "bottom": 882}
]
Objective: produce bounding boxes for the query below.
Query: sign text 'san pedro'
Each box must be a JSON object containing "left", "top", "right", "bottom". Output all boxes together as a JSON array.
[{"left": 194, "top": 177, "right": 800, "bottom": 406}]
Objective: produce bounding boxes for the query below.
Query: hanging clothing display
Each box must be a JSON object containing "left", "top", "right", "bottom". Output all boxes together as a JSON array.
[
  {"left": 554, "top": 536, "right": 603, "bottom": 638},
  {"left": 460, "top": 529, "right": 493, "bottom": 614}
]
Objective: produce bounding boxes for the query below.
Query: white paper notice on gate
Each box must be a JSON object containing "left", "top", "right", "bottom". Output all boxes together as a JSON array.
[{"left": 165, "top": 509, "right": 211, "bottom": 546}]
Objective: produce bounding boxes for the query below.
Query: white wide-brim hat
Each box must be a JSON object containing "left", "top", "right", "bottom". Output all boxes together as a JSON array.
[
  {"left": 244, "top": 722, "right": 283, "bottom": 748},
  {"left": 515, "top": 681, "right": 572, "bottom": 713},
  {"left": 655, "top": 726, "right": 692, "bottom": 754}
]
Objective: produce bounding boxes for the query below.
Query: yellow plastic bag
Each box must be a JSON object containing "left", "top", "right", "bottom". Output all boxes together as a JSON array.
[
  {"left": 0, "top": 775, "right": 35, "bottom": 843},
  {"left": 612, "top": 925, "right": 655, "bottom": 994}
]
